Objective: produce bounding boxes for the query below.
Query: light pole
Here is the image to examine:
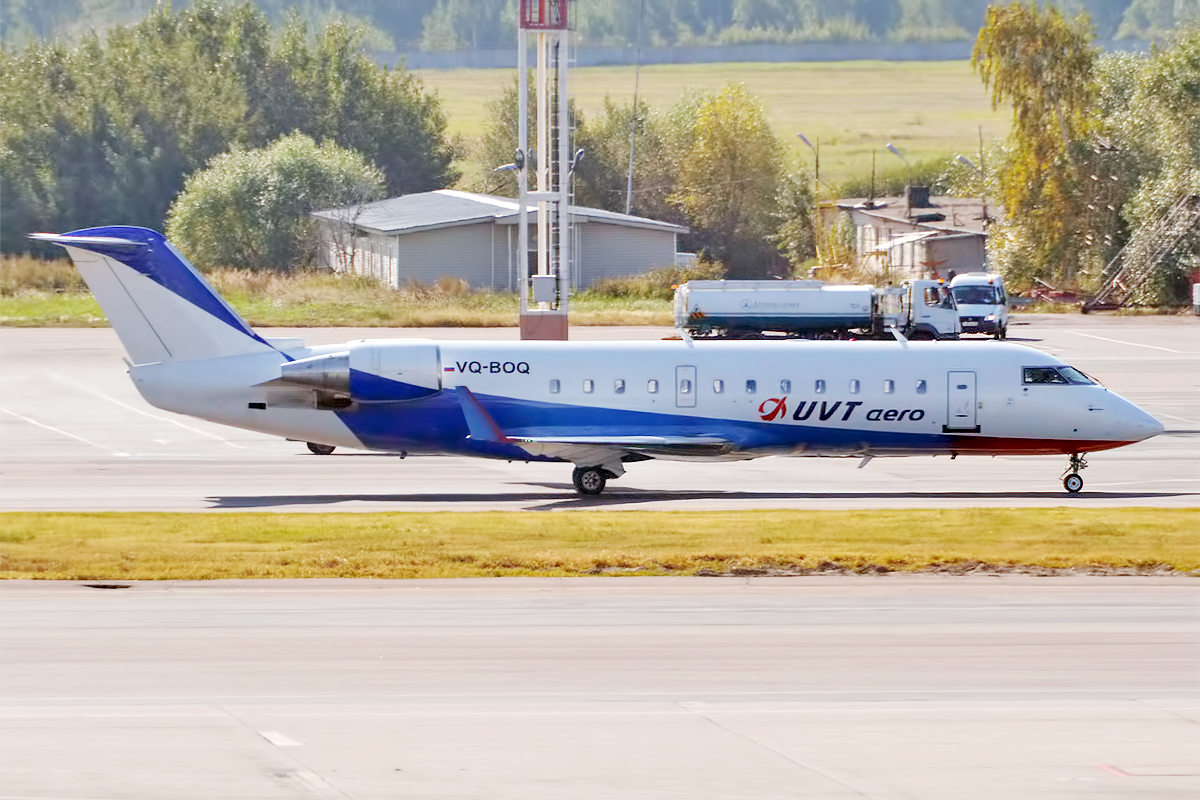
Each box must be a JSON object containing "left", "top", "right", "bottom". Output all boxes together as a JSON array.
[
  {"left": 796, "top": 132, "right": 819, "bottom": 190},
  {"left": 885, "top": 142, "right": 911, "bottom": 218},
  {"left": 797, "top": 132, "right": 823, "bottom": 271}
]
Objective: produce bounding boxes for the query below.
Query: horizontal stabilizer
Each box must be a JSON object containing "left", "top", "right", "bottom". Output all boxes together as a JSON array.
[{"left": 30, "top": 233, "right": 146, "bottom": 250}]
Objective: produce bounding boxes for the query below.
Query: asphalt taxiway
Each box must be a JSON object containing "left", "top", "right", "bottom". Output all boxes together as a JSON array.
[
  {"left": 0, "top": 315, "right": 1196, "bottom": 511},
  {"left": 1, "top": 577, "right": 1196, "bottom": 800}
]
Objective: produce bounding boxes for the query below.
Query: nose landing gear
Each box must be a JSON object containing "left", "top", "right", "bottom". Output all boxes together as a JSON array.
[{"left": 1062, "top": 453, "right": 1088, "bottom": 494}]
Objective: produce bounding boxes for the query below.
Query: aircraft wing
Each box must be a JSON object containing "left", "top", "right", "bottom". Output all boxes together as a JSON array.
[
  {"left": 511, "top": 434, "right": 733, "bottom": 460},
  {"left": 455, "top": 387, "right": 734, "bottom": 461}
]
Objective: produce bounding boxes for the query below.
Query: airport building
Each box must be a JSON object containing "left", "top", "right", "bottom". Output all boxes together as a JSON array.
[
  {"left": 312, "top": 189, "right": 687, "bottom": 291},
  {"left": 827, "top": 188, "right": 993, "bottom": 282}
]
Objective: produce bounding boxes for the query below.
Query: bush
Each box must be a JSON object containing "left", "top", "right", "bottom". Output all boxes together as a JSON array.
[
  {"left": 166, "top": 133, "right": 385, "bottom": 271},
  {"left": 583, "top": 262, "right": 726, "bottom": 300}
]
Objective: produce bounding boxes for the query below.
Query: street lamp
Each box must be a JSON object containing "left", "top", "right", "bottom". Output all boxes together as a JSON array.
[
  {"left": 796, "top": 132, "right": 819, "bottom": 189},
  {"left": 885, "top": 142, "right": 911, "bottom": 218},
  {"left": 797, "top": 132, "right": 824, "bottom": 271}
]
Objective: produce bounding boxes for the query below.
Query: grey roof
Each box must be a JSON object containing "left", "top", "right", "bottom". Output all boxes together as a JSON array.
[
  {"left": 835, "top": 195, "right": 995, "bottom": 237},
  {"left": 313, "top": 189, "right": 687, "bottom": 235}
]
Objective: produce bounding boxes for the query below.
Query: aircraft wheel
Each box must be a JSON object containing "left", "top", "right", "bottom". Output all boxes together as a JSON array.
[
  {"left": 1063, "top": 473, "right": 1084, "bottom": 494},
  {"left": 572, "top": 466, "right": 607, "bottom": 495},
  {"left": 306, "top": 442, "right": 336, "bottom": 455}
]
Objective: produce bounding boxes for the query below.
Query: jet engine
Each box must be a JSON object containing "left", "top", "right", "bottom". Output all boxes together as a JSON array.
[{"left": 265, "top": 340, "right": 442, "bottom": 408}]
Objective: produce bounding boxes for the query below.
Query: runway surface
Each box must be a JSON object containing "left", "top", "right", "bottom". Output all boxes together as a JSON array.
[
  {"left": 1, "top": 315, "right": 1196, "bottom": 511},
  {"left": 1, "top": 577, "right": 1196, "bottom": 799}
]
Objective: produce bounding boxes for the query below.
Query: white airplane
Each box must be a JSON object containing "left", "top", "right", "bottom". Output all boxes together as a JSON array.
[{"left": 33, "top": 226, "right": 1163, "bottom": 495}]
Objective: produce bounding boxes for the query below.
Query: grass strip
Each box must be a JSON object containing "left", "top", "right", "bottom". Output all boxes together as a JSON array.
[{"left": 1, "top": 509, "right": 1195, "bottom": 580}]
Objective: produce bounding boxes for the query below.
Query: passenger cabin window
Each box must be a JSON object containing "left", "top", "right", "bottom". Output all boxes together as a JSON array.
[
  {"left": 713, "top": 379, "right": 725, "bottom": 394},
  {"left": 745, "top": 380, "right": 757, "bottom": 394},
  {"left": 884, "top": 379, "right": 894, "bottom": 394},
  {"left": 849, "top": 379, "right": 860, "bottom": 394},
  {"left": 614, "top": 379, "right": 626, "bottom": 394},
  {"left": 916, "top": 379, "right": 927, "bottom": 394},
  {"left": 680, "top": 379, "right": 692, "bottom": 394},
  {"left": 815, "top": 379, "right": 826, "bottom": 394},
  {"left": 549, "top": 379, "right": 560, "bottom": 394},
  {"left": 647, "top": 379, "right": 659, "bottom": 394},
  {"left": 780, "top": 379, "right": 792, "bottom": 393},
  {"left": 583, "top": 379, "right": 594, "bottom": 393}
]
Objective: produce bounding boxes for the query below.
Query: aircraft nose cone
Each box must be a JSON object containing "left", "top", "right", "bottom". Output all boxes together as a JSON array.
[{"left": 1125, "top": 404, "right": 1164, "bottom": 441}]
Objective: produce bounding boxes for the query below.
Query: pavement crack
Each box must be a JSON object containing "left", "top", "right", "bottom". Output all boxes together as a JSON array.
[
  {"left": 218, "top": 704, "right": 354, "bottom": 800},
  {"left": 676, "top": 701, "right": 874, "bottom": 798}
]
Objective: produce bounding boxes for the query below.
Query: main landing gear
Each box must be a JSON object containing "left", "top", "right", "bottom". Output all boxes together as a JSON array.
[
  {"left": 572, "top": 466, "right": 617, "bottom": 496},
  {"left": 1062, "top": 453, "right": 1088, "bottom": 494}
]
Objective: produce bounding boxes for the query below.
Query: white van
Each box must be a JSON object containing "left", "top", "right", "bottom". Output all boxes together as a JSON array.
[{"left": 949, "top": 272, "right": 1009, "bottom": 339}]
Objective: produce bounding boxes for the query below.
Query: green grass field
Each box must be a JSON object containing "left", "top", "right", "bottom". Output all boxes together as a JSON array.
[
  {"left": 417, "top": 61, "right": 1011, "bottom": 185},
  {"left": 1, "top": 509, "right": 1194, "bottom": 580}
]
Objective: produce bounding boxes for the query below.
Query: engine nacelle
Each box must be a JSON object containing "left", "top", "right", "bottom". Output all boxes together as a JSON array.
[{"left": 274, "top": 340, "right": 442, "bottom": 405}]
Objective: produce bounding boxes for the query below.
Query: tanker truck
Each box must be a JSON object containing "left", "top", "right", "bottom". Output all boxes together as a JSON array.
[{"left": 673, "top": 279, "right": 959, "bottom": 340}]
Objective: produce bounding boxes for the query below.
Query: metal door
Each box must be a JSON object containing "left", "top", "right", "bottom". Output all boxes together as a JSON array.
[
  {"left": 945, "top": 371, "right": 979, "bottom": 432},
  {"left": 676, "top": 365, "right": 697, "bottom": 408}
]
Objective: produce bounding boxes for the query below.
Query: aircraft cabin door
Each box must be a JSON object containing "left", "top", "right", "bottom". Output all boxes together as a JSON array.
[
  {"left": 944, "top": 371, "right": 979, "bottom": 432},
  {"left": 676, "top": 365, "right": 697, "bottom": 408}
]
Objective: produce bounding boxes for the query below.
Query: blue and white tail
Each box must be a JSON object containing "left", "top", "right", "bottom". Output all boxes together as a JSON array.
[{"left": 31, "top": 226, "right": 277, "bottom": 365}]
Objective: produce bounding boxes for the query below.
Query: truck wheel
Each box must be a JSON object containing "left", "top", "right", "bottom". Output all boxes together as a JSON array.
[
  {"left": 996, "top": 324, "right": 1007, "bottom": 340},
  {"left": 572, "top": 466, "right": 607, "bottom": 495},
  {"left": 306, "top": 442, "right": 336, "bottom": 455}
]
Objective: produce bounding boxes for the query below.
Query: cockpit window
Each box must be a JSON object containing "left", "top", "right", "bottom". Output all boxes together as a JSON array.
[
  {"left": 1023, "top": 366, "right": 1096, "bottom": 385},
  {"left": 1023, "top": 367, "right": 1068, "bottom": 384},
  {"left": 1057, "top": 366, "right": 1098, "bottom": 385}
]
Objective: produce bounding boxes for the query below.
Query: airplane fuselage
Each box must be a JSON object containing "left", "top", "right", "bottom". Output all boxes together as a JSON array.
[{"left": 130, "top": 338, "right": 1159, "bottom": 462}]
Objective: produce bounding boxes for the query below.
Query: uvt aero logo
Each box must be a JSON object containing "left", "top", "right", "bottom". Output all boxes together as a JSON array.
[{"left": 759, "top": 397, "right": 927, "bottom": 424}]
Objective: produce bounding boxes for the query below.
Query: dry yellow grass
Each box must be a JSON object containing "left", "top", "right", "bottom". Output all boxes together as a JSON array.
[
  {"left": 0, "top": 260, "right": 675, "bottom": 327},
  {"left": 1, "top": 509, "right": 1195, "bottom": 580}
]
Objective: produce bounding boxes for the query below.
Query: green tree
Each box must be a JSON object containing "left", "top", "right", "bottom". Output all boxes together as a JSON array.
[
  {"left": 1117, "top": 0, "right": 1200, "bottom": 38},
  {"left": 269, "top": 15, "right": 459, "bottom": 196},
  {"left": 972, "top": 2, "right": 1098, "bottom": 288},
  {"left": 165, "top": 133, "right": 385, "bottom": 270},
  {"left": 667, "top": 84, "right": 784, "bottom": 277},
  {"left": 771, "top": 161, "right": 818, "bottom": 271},
  {"left": 1095, "top": 27, "right": 1200, "bottom": 302},
  {"left": 573, "top": 97, "right": 678, "bottom": 224},
  {"left": 1, "top": 2, "right": 456, "bottom": 253}
]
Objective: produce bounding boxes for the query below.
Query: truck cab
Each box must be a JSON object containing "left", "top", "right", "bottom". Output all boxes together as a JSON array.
[
  {"left": 880, "top": 279, "right": 959, "bottom": 340},
  {"left": 949, "top": 272, "right": 1008, "bottom": 339}
]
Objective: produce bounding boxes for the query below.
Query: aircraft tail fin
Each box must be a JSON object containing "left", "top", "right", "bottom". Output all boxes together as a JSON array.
[{"left": 31, "top": 226, "right": 277, "bottom": 365}]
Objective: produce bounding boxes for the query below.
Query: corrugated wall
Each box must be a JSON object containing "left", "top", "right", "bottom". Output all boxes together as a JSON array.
[
  {"left": 577, "top": 224, "right": 677, "bottom": 287},
  {"left": 318, "top": 218, "right": 678, "bottom": 290},
  {"left": 396, "top": 224, "right": 500, "bottom": 288}
]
